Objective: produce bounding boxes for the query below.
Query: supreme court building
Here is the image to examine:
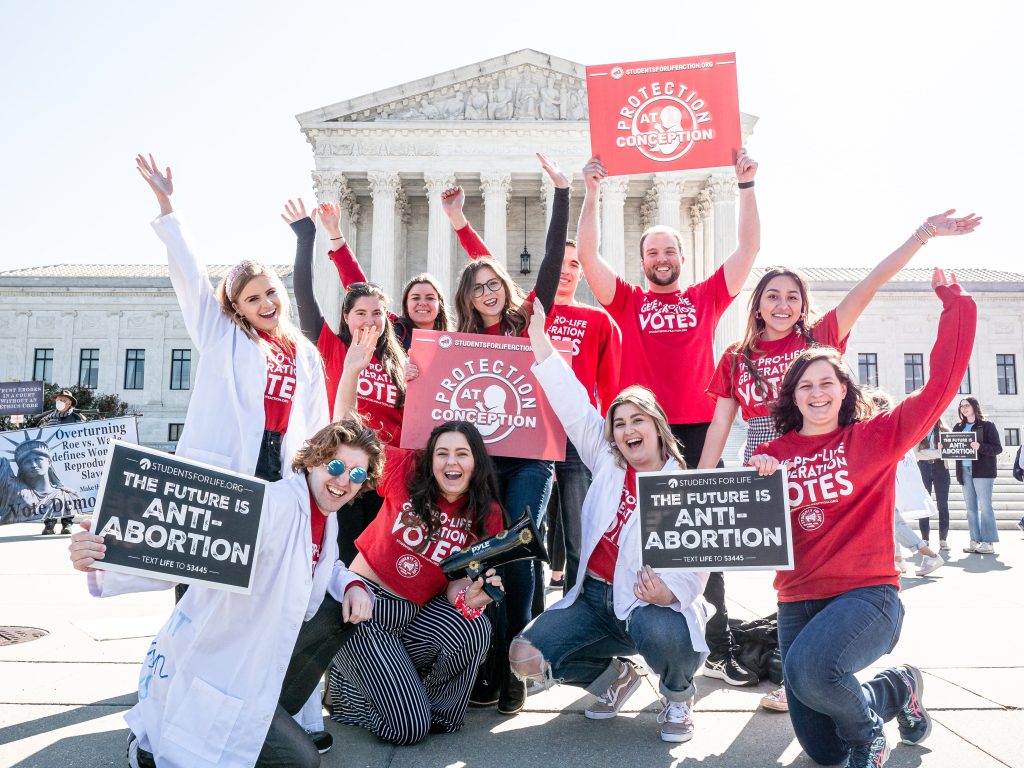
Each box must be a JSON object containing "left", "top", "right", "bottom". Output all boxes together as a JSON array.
[{"left": 1, "top": 50, "right": 1022, "bottom": 460}]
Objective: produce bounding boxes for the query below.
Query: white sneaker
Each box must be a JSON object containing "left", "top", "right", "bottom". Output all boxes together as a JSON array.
[
  {"left": 916, "top": 554, "right": 944, "bottom": 576},
  {"left": 585, "top": 658, "right": 646, "bottom": 720},
  {"left": 939, "top": 540, "right": 950, "bottom": 551},
  {"left": 657, "top": 696, "right": 695, "bottom": 743},
  {"left": 895, "top": 558, "right": 909, "bottom": 573},
  {"left": 976, "top": 542, "right": 996, "bottom": 554},
  {"left": 963, "top": 540, "right": 979, "bottom": 553}
]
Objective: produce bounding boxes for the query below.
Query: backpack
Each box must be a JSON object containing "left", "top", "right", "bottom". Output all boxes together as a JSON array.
[{"left": 728, "top": 614, "right": 780, "bottom": 682}]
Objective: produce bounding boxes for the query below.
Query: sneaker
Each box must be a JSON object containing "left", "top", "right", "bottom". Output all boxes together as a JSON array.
[
  {"left": 915, "top": 554, "right": 944, "bottom": 577},
  {"left": 1016, "top": 518, "right": 1024, "bottom": 533},
  {"left": 759, "top": 687, "right": 788, "bottom": 712},
  {"left": 307, "top": 730, "right": 333, "bottom": 754},
  {"left": 846, "top": 735, "right": 890, "bottom": 767},
  {"left": 703, "top": 652, "right": 759, "bottom": 686},
  {"left": 657, "top": 696, "right": 695, "bottom": 743},
  {"left": 963, "top": 540, "right": 979, "bottom": 553},
  {"left": 548, "top": 574, "right": 565, "bottom": 590},
  {"left": 976, "top": 542, "right": 996, "bottom": 555},
  {"left": 585, "top": 658, "right": 646, "bottom": 719},
  {"left": 60, "top": 524, "right": 72, "bottom": 535},
  {"left": 939, "top": 540, "right": 950, "bottom": 551},
  {"left": 894, "top": 558, "right": 908, "bottom": 574},
  {"left": 127, "top": 732, "right": 156, "bottom": 768},
  {"left": 893, "top": 664, "right": 932, "bottom": 746}
]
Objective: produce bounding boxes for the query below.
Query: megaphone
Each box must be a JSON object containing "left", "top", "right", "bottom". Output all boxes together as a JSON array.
[{"left": 440, "top": 509, "right": 548, "bottom": 605}]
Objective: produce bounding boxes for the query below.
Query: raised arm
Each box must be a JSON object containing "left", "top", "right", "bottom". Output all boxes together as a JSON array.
[
  {"left": 138, "top": 154, "right": 229, "bottom": 351},
  {"left": 533, "top": 153, "right": 570, "bottom": 312},
  {"left": 722, "top": 149, "right": 760, "bottom": 297},
  {"left": 835, "top": 210, "right": 982, "bottom": 338},
  {"left": 283, "top": 199, "right": 326, "bottom": 345},
  {"left": 319, "top": 202, "right": 369, "bottom": 286},
  {"left": 334, "top": 326, "right": 381, "bottom": 420},
  {"left": 442, "top": 186, "right": 493, "bottom": 258},
  {"left": 870, "top": 269, "right": 977, "bottom": 457},
  {"left": 575, "top": 156, "right": 619, "bottom": 305}
]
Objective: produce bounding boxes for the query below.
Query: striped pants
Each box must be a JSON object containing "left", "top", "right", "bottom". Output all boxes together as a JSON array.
[{"left": 327, "top": 582, "right": 491, "bottom": 745}]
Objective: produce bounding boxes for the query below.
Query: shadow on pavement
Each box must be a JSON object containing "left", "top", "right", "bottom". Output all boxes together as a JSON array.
[{"left": 0, "top": 692, "right": 134, "bottom": 744}]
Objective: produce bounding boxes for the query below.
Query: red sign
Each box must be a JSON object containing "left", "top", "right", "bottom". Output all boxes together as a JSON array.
[
  {"left": 585, "top": 53, "right": 741, "bottom": 176},
  {"left": 402, "top": 331, "right": 569, "bottom": 461}
]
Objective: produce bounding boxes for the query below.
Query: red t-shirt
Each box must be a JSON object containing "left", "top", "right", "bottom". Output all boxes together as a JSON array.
[
  {"left": 308, "top": 489, "right": 327, "bottom": 573},
  {"left": 604, "top": 270, "right": 733, "bottom": 425},
  {"left": 457, "top": 225, "right": 622, "bottom": 415},
  {"left": 707, "top": 309, "right": 849, "bottom": 422},
  {"left": 316, "top": 323, "right": 403, "bottom": 445},
  {"left": 356, "top": 446, "right": 504, "bottom": 605},
  {"left": 751, "top": 285, "right": 975, "bottom": 602},
  {"left": 257, "top": 331, "right": 297, "bottom": 434},
  {"left": 587, "top": 466, "right": 637, "bottom": 583}
]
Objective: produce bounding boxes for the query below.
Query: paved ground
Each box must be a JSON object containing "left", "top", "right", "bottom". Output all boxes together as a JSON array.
[{"left": 1, "top": 520, "right": 1022, "bottom": 767}]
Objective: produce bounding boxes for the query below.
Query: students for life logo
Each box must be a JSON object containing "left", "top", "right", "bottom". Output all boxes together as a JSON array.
[
  {"left": 798, "top": 506, "right": 825, "bottom": 531},
  {"left": 585, "top": 53, "right": 741, "bottom": 176}
]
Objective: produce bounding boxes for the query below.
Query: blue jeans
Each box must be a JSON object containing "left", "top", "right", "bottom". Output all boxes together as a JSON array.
[
  {"left": 519, "top": 577, "right": 702, "bottom": 701},
  {"left": 778, "top": 586, "right": 909, "bottom": 765},
  {"left": 550, "top": 439, "right": 592, "bottom": 592},
  {"left": 493, "top": 456, "right": 554, "bottom": 638},
  {"left": 960, "top": 463, "right": 999, "bottom": 543}
]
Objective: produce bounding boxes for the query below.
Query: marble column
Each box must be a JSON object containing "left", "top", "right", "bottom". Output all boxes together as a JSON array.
[
  {"left": 653, "top": 174, "right": 691, "bottom": 285},
  {"left": 424, "top": 172, "right": 456, "bottom": 295},
  {"left": 706, "top": 176, "right": 740, "bottom": 355},
  {"left": 394, "top": 186, "right": 410, "bottom": 292},
  {"left": 689, "top": 202, "right": 705, "bottom": 296},
  {"left": 480, "top": 172, "right": 511, "bottom": 269},
  {"left": 14, "top": 311, "right": 31, "bottom": 380},
  {"left": 367, "top": 172, "right": 401, "bottom": 300},
  {"left": 311, "top": 171, "right": 353, "bottom": 328},
  {"left": 599, "top": 177, "right": 630, "bottom": 276}
]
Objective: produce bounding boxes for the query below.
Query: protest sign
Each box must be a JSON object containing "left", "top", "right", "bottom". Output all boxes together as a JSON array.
[
  {"left": 585, "top": 53, "right": 741, "bottom": 176},
  {"left": 0, "top": 416, "right": 139, "bottom": 525},
  {"left": 402, "top": 331, "right": 569, "bottom": 461},
  {"left": 638, "top": 467, "right": 793, "bottom": 571},
  {"left": 90, "top": 441, "right": 266, "bottom": 594},
  {"left": 0, "top": 381, "right": 44, "bottom": 416},
  {"left": 940, "top": 431, "right": 977, "bottom": 461}
]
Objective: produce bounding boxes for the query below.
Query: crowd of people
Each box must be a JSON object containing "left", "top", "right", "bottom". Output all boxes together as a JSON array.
[{"left": 64, "top": 147, "right": 989, "bottom": 768}]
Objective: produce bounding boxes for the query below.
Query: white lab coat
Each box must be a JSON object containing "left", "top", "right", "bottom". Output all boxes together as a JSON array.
[
  {"left": 88, "top": 474, "right": 360, "bottom": 768},
  {"left": 532, "top": 354, "right": 710, "bottom": 656},
  {"left": 151, "top": 214, "right": 329, "bottom": 478},
  {"left": 895, "top": 449, "right": 938, "bottom": 520}
]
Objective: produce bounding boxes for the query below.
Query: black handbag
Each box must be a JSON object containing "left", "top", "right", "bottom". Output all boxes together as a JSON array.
[{"left": 1013, "top": 446, "right": 1023, "bottom": 482}]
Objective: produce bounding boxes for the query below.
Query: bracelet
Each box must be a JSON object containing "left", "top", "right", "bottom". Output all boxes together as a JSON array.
[
  {"left": 737, "top": 180, "right": 755, "bottom": 189},
  {"left": 454, "top": 586, "right": 484, "bottom": 620},
  {"left": 912, "top": 222, "right": 936, "bottom": 246},
  {"left": 330, "top": 235, "right": 345, "bottom": 241}
]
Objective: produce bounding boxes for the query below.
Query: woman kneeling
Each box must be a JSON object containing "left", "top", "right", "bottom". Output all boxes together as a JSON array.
[{"left": 510, "top": 304, "right": 709, "bottom": 744}]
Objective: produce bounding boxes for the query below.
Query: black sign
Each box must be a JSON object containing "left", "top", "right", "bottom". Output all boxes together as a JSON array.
[
  {"left": 637, "top": 467, "right": 793, "bottom": 571},
  {"left": 940, "top": 431, "right": 977, "bottom": 461},
  {"left": 0, "top": 381, "right": 44, "bottom": 416},
  {"left": 91, "top": 441, "right": 267, "bottom": 593}
]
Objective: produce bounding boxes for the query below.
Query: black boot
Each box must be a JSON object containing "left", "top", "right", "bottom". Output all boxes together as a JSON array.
[
  {"left": 41, "top": 520, "right": 56, "bottom": 535},
  {"left": 498, "top": 660, "right": 526, "bottom": 715}
]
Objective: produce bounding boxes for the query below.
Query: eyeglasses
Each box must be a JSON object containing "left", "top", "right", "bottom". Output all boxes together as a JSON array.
[
  {"left": 326, "top": 459, "right": 368, "bottom": 484},
  {"left": 471, "top": 278, "right": 503, "bottom": 298}
]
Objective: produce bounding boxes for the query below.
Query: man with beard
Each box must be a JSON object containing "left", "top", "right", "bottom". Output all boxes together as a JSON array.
[{"left": 574, "top": 150, "right": 762, "bottom": 689}]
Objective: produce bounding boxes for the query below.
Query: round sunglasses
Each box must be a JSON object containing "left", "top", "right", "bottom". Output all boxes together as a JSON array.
[{"left": 326, "top": 459, "right": 368, "bottom": 484}]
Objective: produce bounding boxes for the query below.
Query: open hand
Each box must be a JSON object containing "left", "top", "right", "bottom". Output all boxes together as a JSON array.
[
  {"left": 926, "top": 210, "right": 982, "bottom": 237},
  {"left": 317, "top": 202, "right": 343, "bottom": 239},
  {"left": 931, "top": 267, "right": 958, "bottom": 290},
  {"left": 537, "top": 152, "right": 570, "bottom": 189},
  {"left": 68, "top": 518, "right": 105, "bottom": 573},
  {"left": 136, "top": 154, "right": 173, "bottom": 198},
  {"left": 280, "top": 198, "right": 314, "bottom": 226},
  {"left": 343, "top": 325, "right": 380, "bottom": 374}
]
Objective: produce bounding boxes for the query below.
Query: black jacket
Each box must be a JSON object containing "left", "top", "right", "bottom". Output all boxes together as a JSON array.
[{"left": 953, "top": 419, "right": 1002, "bottom": 482}]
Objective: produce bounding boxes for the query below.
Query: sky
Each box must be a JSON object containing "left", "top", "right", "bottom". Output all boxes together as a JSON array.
[{"left": 0, "top": 0, "right": 1018, "bottom": 274}]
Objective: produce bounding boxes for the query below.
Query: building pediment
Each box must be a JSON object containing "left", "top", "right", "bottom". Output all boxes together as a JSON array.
[{"left": 296, "top": 49, "right": 589, "bottom": 125}]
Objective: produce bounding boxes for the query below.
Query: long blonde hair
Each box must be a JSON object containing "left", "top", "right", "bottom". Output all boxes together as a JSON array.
[
  {"left": 215, "top": 260, "right": 303, "bottom": 347},
  {"left": 604, "top": 386, "right": 686, "bottom": 469}
]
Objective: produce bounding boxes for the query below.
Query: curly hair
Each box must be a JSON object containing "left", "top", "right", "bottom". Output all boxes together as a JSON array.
[
  {"left": 404, "top": 421, "right": 504, "bottom": 551},
  {"left": 770, "top": 347, "right": 874, "bottom": 435},
  {"left": 291, "top": 417, "right": 385, "bottom": 498}
]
